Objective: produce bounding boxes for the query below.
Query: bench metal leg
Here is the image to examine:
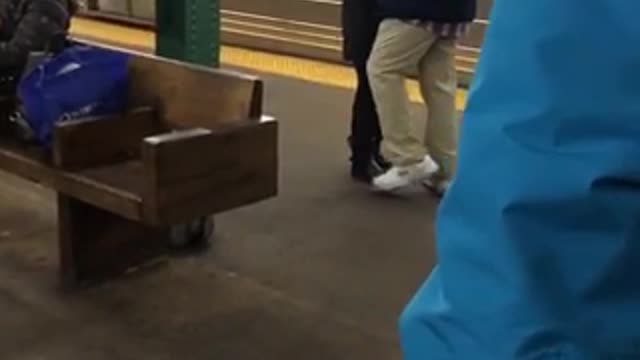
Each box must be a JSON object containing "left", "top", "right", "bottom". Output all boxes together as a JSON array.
[{"left": 57, "top": 194, "right": 168, "bottom": 288}]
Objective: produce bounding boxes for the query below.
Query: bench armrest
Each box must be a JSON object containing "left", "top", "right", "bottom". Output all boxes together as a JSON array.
[
  {"left": 53, "top": 107, "right": 159, "bottom": 170},
  {"left": 140, "top": 116, "right": 277, "bottom": 225}
]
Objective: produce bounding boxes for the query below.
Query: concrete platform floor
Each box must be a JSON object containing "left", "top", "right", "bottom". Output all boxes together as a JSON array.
[{"left": 0, "top": 73, "right": 440, "bottom": 359}]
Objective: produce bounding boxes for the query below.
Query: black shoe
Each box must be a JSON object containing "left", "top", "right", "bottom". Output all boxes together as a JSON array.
[
  {"left": 351, "top": 153, "right": 391, "bottom": 184},
  {"left": 351, "top": 162, "right": 373, "bottom": 183},
  {"left": 348, "top": 136, "right": 391, "bottom": 183},
  {"left": 372, "top": 152, "right": 391, "bottom": 173}
]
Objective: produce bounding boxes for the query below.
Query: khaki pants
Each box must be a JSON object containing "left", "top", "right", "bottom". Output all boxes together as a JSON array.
[{"left": 367, "top": 19, "right": 459, "bottom": 180}]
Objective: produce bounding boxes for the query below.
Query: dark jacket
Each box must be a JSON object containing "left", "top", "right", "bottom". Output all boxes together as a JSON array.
[
  {"left": 341, "top": 0, "right": 380, "bottom": 63},
  {"left": 377, "top": 0, "right": 476, "bottom": 23},
  {"left": 0, "top": 0, "right": 73, "bottom": 69}
]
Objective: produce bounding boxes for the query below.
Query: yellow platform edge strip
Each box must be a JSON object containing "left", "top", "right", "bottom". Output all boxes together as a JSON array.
[{"left": 70, "top": 18, "right": 467, "bottom": 110}]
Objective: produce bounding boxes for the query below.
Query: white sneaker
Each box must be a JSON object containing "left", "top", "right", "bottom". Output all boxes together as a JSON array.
[{"left": 372, "top": 155, "right": 440, "bottom": 192}]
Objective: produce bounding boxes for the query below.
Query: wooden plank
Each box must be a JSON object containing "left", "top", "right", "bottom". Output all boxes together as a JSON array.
[
  {"left": 58, "top": 170, "right": 143, "bottom": 221},
  {"left": 128, "top": 54, "right": 263, "bottom": 129},
  {"left": 0, "top": 137, "right": 143, "bottom": 221},
  {"left": 53, "top": 107, "right": 161, "bottom": 170},
  {"left": 0, "top": 138, "right": 54, "bottom": 183},
  {"left": 141, "top": 117, "right": 277, "bottom": 224}
]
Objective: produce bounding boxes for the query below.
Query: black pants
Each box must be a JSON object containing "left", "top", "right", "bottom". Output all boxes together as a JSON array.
[{"left": 350, "top": 58, "right": 382, "bottom": 162}]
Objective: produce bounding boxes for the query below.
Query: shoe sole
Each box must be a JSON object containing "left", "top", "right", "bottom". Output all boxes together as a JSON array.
[
  {"left": 371, "top": 184, "right": 405, "bottom": 193},
  {"left": 371, "top": 169, "right": 439, "bottom": 194}
]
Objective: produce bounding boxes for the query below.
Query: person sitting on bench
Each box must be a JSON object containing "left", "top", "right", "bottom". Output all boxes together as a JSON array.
[
  {"left": 0, "top": 0, "right": 76, "bottom": 141},
  {"left": 0, "top": 0, "right": 76, "bottom": 75}
]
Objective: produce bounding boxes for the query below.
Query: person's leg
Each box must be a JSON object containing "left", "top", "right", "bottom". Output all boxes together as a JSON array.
[
  {"left": 418, "top": 37, "right": 459, "bottom": 183},
  {"left": 350, "top": 60, "right": 374, "bottom": 157},
  {"left": 367, "top": 19, "right": 434, "bottom": 167},
  {"left": 367, "top": 19, "right": 440, "bottom": 191},
  {"left": 349, "top": 59, "right": 390, "bottom": 182},
  {"left": 354, "top": 59, "right": 385, "bottom": 150}
]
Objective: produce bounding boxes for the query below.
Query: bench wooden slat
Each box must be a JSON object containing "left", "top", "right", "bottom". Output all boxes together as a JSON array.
[
  {"left": 0, "top": 137, "right": 142, "bottom": 221},
  {"left": 128, "top": 56, "right": 263, "bottom": 130},
  {"left": 77, "top": 160, "right": 145, "bottom": 197},
  {"left": 0, "top": 138, "right": 53, "bottom": 182},
  {"left": 57, "top": 170, "right": 142, "bottom": 221}
]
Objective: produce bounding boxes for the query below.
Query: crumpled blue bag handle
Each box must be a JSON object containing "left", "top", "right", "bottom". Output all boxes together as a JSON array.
[{"left": 18, "top": 45, "right": 131, "bottom": 148}]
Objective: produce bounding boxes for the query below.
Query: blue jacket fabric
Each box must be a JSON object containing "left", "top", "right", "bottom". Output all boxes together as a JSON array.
[
  {"left": 400, "top": 0, "right": 640, "bottom": 359},
  {"left": 376, "top": 0, "right": 475, "bottom": 23}
]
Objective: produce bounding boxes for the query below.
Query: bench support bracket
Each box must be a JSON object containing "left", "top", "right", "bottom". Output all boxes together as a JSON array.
[{"left": 57, "top": 195, "right": 168, "bottom": 288}]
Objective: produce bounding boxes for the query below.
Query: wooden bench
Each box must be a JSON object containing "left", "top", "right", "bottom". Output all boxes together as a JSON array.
[{"left": 0, "top": 43, "right": 278, "bottom": 288}]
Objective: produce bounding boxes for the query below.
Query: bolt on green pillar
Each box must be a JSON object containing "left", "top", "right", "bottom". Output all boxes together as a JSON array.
[{"left": 155, "top": 0, "right": 220, "bottom": 67}]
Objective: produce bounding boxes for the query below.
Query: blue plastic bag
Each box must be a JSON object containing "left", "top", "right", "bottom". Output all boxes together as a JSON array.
[
  {"left": 400, "top": 1, "right": 640, "bottom": 359},
  {"left": 18, "top": 46, "right": 131, "bottom": 148}
]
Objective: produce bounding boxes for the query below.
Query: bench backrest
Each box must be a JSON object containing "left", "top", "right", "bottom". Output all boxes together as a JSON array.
[{"left": 127, "top": 53, "right": 263, "bottom": 130}]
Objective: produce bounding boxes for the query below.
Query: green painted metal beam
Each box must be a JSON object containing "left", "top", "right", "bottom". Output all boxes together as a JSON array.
[{"left": 155, "top": 0, "right": 220, "bottom": 67}]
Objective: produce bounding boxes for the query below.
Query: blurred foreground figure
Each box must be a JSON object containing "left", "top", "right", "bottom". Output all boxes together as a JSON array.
[{"left": 400, "top": 0, "right": 640, "bottom": 359}]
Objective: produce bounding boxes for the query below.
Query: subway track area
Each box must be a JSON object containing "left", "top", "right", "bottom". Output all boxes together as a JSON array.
[
  {"left": 0, "top": 18, "right": 460, "bottom": 360},
  {"left": 70, "top": 18, "right": 468, "bottom": 109}
]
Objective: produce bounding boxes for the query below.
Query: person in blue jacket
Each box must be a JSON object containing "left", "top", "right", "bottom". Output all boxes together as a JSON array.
[{"left": 400, "top": 0, "right": 640, "bottom": 359}]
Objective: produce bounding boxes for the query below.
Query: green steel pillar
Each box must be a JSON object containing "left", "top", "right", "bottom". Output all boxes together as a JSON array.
[{"left": 155, "top": 0, "right": 220, "bottom": 67}]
